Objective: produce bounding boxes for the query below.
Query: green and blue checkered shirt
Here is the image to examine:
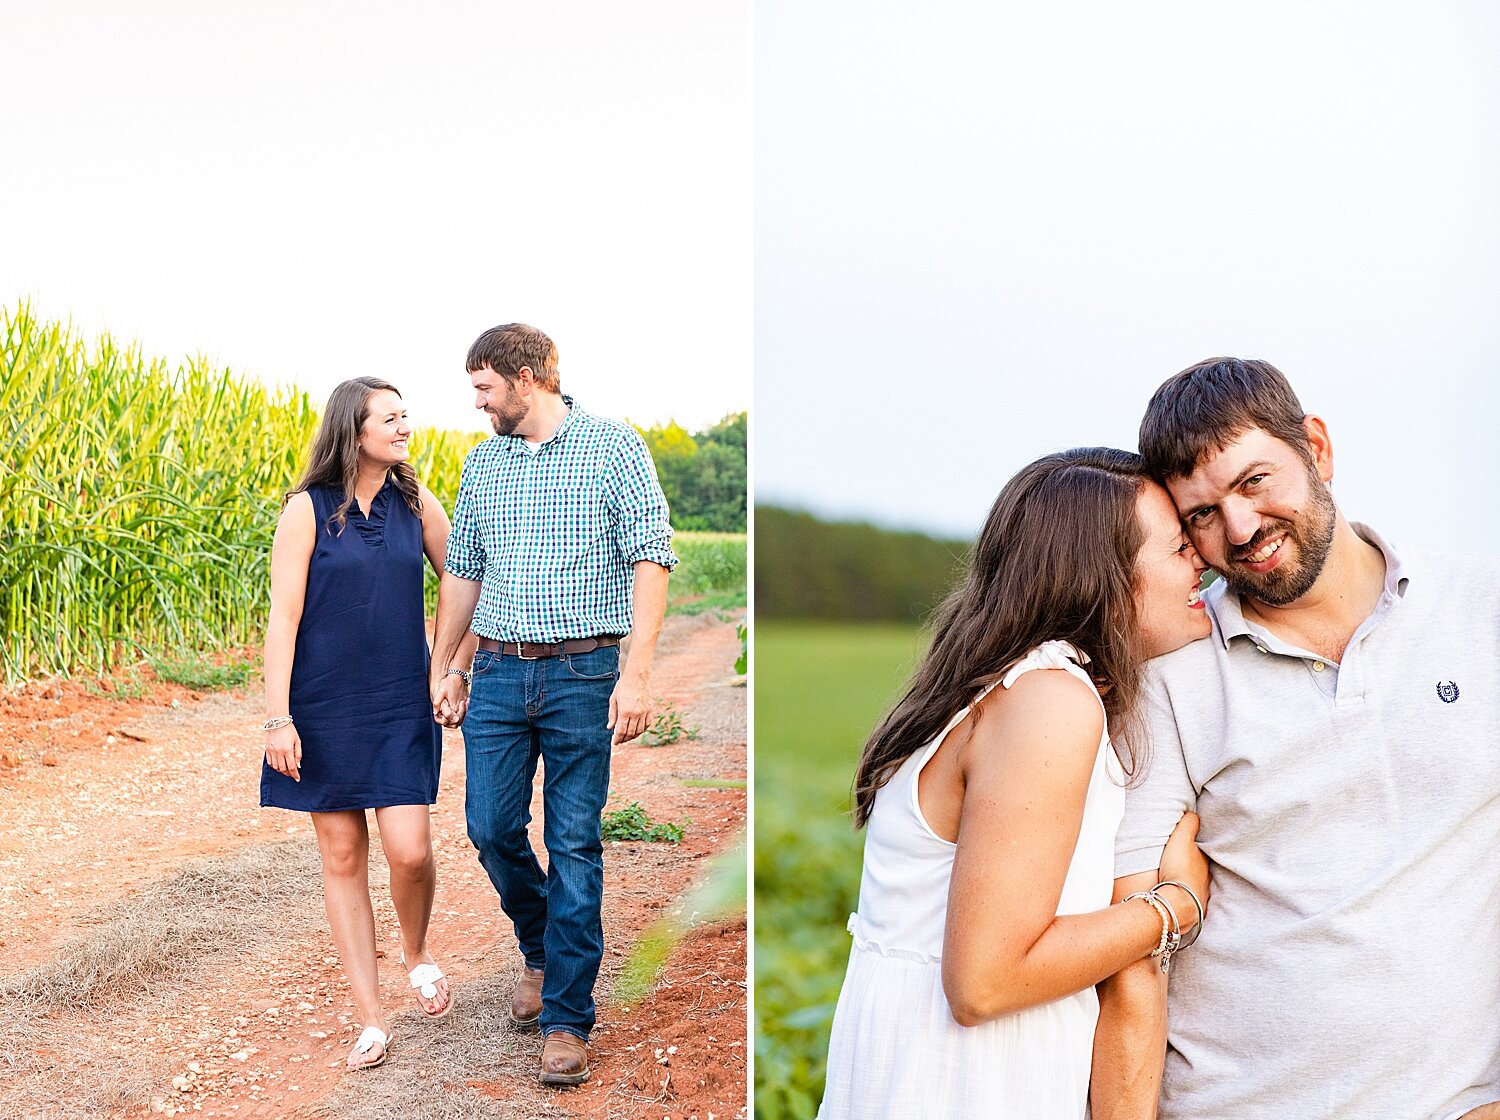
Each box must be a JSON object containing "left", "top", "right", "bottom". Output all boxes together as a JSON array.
[{"left": 444, "top": 398, "right": 678, "bottom": 643}]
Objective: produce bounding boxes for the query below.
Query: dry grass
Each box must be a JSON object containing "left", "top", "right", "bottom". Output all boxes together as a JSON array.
[
  {"left": 0, "top": 840, "right": 325, "bottom": 1117},
  {"left": 309, "top": 972, "right": 565, "bottom": 1120},
  {"left": 1, "top": 840, "right": 322, "bottom": 1014}
]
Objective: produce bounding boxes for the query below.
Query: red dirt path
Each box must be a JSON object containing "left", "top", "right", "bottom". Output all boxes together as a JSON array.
[{"left": 0, "top": 612, "right": 746, "bottom": 1120}]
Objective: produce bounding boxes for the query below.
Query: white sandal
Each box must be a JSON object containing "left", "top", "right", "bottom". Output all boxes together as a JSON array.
[
  {"left": 402, "top": 954, "right": 454, "bottom": 1019},
  {"left": 348, "top": 1025, "right": 392, "bottom": 1070}
]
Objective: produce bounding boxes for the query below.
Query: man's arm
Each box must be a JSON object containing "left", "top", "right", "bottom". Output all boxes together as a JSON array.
[
  {"left": 609, "top": 560, "right": 670, "bottom": 745},
  {"left": 1091, "top": 869, "right": 1170, "bottom": 1120}
]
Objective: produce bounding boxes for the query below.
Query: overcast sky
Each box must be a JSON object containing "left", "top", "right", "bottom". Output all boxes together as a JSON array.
[
  {"left": 2, "top": 1, "right": 750, "bottom": 435},
  {"left": 756, "top": 2, "right": 1500, "bottom": 556}
]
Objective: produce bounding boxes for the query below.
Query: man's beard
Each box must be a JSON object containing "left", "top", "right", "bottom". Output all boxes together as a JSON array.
[
  {"left": 1222, "top": 471, "right": 1338, "bottom": 608},
  {"left": 486, "top": 394, "right": 529, "bottom": 436}
]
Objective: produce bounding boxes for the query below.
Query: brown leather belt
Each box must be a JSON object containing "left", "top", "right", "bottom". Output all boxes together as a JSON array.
[{"left": 476, "top": 635, "right": 622, "bottom": 660}]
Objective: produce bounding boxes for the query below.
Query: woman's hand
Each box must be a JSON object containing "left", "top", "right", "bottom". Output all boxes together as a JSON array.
[
  {"left": 1156, "top": 811, "right": 1210, "bottom": 934},
  {"left": 265, "top": 724, "right": 303, "bottom": 782},
  {"left": 431, "top": 674, "right": 470, "bottom": 728}
]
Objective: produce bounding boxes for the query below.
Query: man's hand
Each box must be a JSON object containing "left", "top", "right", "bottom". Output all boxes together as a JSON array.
[
  {"left": 608, "top": 672, "right": 652, "bottom": 746},
  {"left": 431, "top": 674, "right": 470, "bottom": 728}
]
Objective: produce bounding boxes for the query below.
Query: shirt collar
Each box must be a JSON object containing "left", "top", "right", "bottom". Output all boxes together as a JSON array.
[
  {"left": 1208, "top": 522, "right": 1410, "bottom": 649},
  {"left": 497, "top": 395, "right": 581, "bottom": 455}
]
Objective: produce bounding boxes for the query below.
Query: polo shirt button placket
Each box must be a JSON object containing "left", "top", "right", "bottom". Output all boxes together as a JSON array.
[{"left": 1307, "top": 657, "right": 1340, "bottom": 698}]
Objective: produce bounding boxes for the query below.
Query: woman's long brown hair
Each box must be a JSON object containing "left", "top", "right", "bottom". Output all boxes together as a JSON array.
[
  {"left": 287, "top": 377, "right": 422, "bottom": 532},
  {"left": 852, "top": 447, "right": 1153, "bottom": 827}
]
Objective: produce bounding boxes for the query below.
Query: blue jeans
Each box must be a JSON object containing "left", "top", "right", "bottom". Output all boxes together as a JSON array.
[{"left": 464, "top": 644, "right": 619, "bottom": 1041}]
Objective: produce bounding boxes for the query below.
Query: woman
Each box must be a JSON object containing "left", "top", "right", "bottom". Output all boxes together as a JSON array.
[
  {"left": 817, "top": 448, "right": 1212, "bottom": 1118},
  {"left": 261, "top": 377, "right": 471, "bottom": 1070}
]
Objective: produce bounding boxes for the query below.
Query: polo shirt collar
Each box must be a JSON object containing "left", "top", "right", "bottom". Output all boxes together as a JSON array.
[{"left": 1209, "top": 522, "right": 1410, "bottom": 650}]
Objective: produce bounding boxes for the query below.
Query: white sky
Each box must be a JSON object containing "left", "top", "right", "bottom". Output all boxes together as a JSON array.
[
  {"left": 2, "top": 1, "right": 750, "bottom": 435},
  {"left": 756, "top": 2, "right": 1500, "bottom": 555}
]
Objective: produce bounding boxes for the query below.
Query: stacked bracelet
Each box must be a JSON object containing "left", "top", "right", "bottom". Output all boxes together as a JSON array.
[
  {"left": 1157, "top": 880, "right": 1205, "bottom": 950},
  {"left": 1131, "top": 890, "right": 1173, "bottom": 960},
  {"left": 262, "top": 716, "right": 295, "bottom": 731},
  {"left": 1124, "top": 881, "right": 1204, "bottom": 973}
]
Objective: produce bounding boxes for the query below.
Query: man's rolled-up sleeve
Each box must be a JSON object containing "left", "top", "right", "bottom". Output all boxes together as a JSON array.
[
  {"left": 443, "top": 449, "right": 488, "bottom": 582},
  {"left": 1115, "top": 665, "right": 1199, "bottom": 878},
  {"left": 612, "top": 430, "right": 678, "bottom": 571}
]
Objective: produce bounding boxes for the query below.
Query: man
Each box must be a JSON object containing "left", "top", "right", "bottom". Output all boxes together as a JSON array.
[
  {"left": 428, "top": 323, "right": 676, "bottom": 1086},
  {"left": 1092, "top": 358, "right": 1500, "bottom": 1119}
]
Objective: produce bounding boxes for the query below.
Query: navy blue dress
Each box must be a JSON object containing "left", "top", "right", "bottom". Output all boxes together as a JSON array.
[{"left": 260, "top": 480, "right": 443, "bottom": 811}]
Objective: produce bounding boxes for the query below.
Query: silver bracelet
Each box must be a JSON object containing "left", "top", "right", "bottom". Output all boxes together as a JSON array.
[
  {"left": 1125, "top": 887, "right": 1183, "bottom": 973},
  {"left": 444, "top": 667, "right": 472, "bottom": 685},
  {"left": 262, "top": 716, "right": 295, "bottom": 731},
  {"left": 1156, "top": 880, "right": 1206, "bottom": 949},
  {"left": 1125, "top": 890, "right": 1173, "bottom": 959}
]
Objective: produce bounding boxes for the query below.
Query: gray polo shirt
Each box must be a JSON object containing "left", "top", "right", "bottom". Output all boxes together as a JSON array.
[{"left": 1116, "top": 526, "right": 1500, "bottom": 1120}]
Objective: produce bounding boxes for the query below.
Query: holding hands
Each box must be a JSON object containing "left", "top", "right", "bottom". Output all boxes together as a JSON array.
[{"left": 431, "top": 668, "right": 471, "bottom": 728}]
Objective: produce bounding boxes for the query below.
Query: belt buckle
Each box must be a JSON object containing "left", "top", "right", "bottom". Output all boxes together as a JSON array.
[{"left": 517, "top": 642, "right": 540, "bottom": 661}]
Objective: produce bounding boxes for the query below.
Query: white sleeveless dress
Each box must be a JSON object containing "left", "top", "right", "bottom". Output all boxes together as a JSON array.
[{"left": 817, "top": 641, "right": 1125, "bottom": 1119}]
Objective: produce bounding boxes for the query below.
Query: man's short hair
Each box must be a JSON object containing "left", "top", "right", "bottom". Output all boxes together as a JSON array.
[
  {"left": 466, "top": 324, "right": 561, "bottom": 392},
  {"left": 1139, "top": 357, "right": 1312, "bottom": 480}
]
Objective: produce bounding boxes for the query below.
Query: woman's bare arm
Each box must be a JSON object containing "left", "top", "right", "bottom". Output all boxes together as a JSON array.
[
  {"left": 941, "top": 671, "right": 1191, "bottom": 1025},
  {"left": 263, "top": 493, "right": 315, "bottom": 779},
  {"left": 418, "top": 485, "right": 477, "bottom": 720}
]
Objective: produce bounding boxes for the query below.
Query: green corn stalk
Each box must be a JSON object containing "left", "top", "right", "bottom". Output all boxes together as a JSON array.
[{"left": 0, "top": 303, "right": 480, "bottom": 685}]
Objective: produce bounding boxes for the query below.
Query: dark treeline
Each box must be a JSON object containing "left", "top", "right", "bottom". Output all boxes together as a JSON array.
[
  {"left": 638, "top": 413, "right": 747, "bottom": 533},
  {"left": 756, "top": 506, "right": 971, "bottom": 621}
]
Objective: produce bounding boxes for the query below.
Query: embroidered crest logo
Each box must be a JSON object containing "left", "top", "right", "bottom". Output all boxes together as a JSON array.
[{"left": 1436, "top": 681, "right": 1460, "bottom": 704}]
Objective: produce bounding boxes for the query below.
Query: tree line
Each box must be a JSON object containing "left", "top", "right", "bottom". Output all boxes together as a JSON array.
[
  {"left": 755, "top": 506, "right": 972, "bottom": 621},
  {"left": 636, "top": 413, "right": 747, "bottom": 533}
]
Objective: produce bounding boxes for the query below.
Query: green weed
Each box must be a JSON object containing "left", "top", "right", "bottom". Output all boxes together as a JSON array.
[
  {"left": 85, "top": 666, "right": 149, "bottom": 701},
  {"left": 640, "top": 699, "right": 700, "bottom": 747},
  {"left": 148, "top": 652, "right": 256, "bottom": 691},
  {"left": 600, "top": 800, "right": 686, "bottom": 843}
]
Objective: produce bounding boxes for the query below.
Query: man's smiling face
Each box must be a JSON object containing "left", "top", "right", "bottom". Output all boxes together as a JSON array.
[
  {"left": 1165, "top": 424, "right": 1337, "bottom": 608},
  {"left": 471, "top": 365, "right": 531, "bottom": 436}
]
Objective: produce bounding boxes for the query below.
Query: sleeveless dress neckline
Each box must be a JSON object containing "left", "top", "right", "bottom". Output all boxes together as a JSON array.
[{"left": 348, "top": 479, "right": 394, "bottom": 547}]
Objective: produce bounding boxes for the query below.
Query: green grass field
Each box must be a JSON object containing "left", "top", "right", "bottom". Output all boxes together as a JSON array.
[
  {"left": 669, "top": 531, "right": 747, "bottom": 609},
  {"left": 754, "top": 622, "right": 927, "bottom": 1120}
]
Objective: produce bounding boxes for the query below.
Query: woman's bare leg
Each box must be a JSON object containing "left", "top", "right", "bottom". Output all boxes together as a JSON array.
[
  {"left": 310, "top": 810, "right": 388, "bottom": 1064},
  {"left": 374, "top": 804, "right": 450, "bottom": 1015}
]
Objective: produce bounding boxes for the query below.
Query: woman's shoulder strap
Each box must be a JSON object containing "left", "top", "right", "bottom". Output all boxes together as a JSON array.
[{"left": 1000, "top": 640, "right": 1097, "bottom": 695}]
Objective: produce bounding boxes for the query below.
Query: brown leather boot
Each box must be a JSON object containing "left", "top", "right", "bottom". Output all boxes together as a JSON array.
[
  {"left": 509, "top": 967, "right": 544, "bottom": 1031},
  {"left": 539, "top": 1030, "right": 590, "bottom": 1086}
]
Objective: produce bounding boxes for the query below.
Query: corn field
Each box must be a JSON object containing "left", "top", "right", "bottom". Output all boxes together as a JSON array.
[
  {"left": 1, "top": 306, "right": 743, "bottom": 686},
  {"left": 0, "top": 306, "right": 481, "bottom": 684}
]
